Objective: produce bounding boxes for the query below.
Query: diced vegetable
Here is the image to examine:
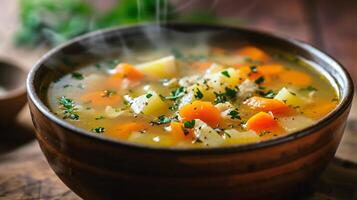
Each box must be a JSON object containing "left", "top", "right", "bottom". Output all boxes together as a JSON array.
[
  {"left": 193, "top": 119, "right": 225, "bottom": 147},
  {"left": 105, "top": 106, "right": 128, "bottom": 118},
  {"left": 238, "top": 46, "right": 269, "bottom": 62},
  {"left": 179, "top": 100, "right": 221, "bottom": 127},
  {"left": 130, "top": 91, "right": 168, "bottom": 116},
  {"left": 81, "top": 90, "right": 121, "bottom": 106},
  {"left": 136, "top": 56, "right": 177, "bottom": 79},
  {"left": 243, "top": 96, "right": 292, "bottom": 116},
  {"left": 274, "top": 87, "right": 304, "bottom": 106},
  {"left": 112, "top": 63, "right": 144, "bottom": 81},
  {"left": 170, "top": 122, "right": 194, "bottom": 142},
  {"left": 279, "top": 115, "right": 314, "bottom": 133},
  {"left": 225, "top": 129, "right": 260, "bottom": 145},
  {"left": 246, "top": 112, "right": 282, "bottom": 134},
  {"left": 280, "top": 70, "right": 312, "bottom": 86},
  {"left": 106, "top": 122, "right": 147, "bottom": 140}
]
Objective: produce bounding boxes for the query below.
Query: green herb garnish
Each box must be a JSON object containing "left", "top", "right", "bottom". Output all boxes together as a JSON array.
[
  {"left": 194, "top": 88, "right": 204, "bottom": 99},
  {"left": 221, "top": 70, "right": 230, "bottom": 78},
  {"left": 300, "top": 85, "right": 317, "bottom": 92},
  {"left": 214, "top": 87, "right": 238, "bottom": 104},
  {"left": 92, "top": 127, "right": 105, "bottom": 133},
  {"left": 228, "top": 110, "right": 241, "bottom": 120},
  {"left": 255, "top": 76, "right": 265, "bottom": 84},
  {"left": 95, "top": 116, "right": 105, "bottom": 120},
  {"left": 184, "top": 120, "right": 196, "bottom": 129},
  {"left": 72, "top": 72, "right": 84, "bottom": 80},
  {"left": 58, "top": 96, "right": 79, "bottom": 120},
  {"left": 166, "top": 87, "right": 186, "bottom": 100},
  {"left": 151, "top": 115, "right": 171, "bottom": 125},
  {"left": 250, "top": 66, "right": 257, "bottom": 73},
  {"left": 146, "top": 93, "right": 153, "bottom": 99}
]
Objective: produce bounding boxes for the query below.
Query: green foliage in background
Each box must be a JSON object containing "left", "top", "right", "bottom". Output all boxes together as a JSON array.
[{"left": 15, "top": 0, "right": 222, "bottom": 47}]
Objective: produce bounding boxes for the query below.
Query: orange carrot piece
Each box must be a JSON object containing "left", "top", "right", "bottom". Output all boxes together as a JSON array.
[
  {"left": 106, "top": 122, "right": 147, "bottom": 140},
  {"left": 280, "top": 70, "right": 312, "bottom": 87},
  {"left": 113, "top": 63, "right": 144, "bottom": 81},
  {"left": 246, "top": 112, "right": 282, "bottom": 134},
  {"left": 259, "top": 64, "right": 284, "bottom": 75},
  {"left": 179, "top": 101, "right": 221, "bottom": 127},
  {"left": 170, "top": 122, "right": 194, "bottom": 141},
  {"left": 243, "top": 96, "right": 292, "bottom": 116},
  {"left": 81, "top": 90, "right": 121, "bottom": 106},
  {"left": 238, "top": 46, "right": 269, "bottom": 62}
]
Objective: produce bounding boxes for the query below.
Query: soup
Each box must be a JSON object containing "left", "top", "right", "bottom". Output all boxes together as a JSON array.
[{"left": 48, "top": 46, "right": 338, "bottom": 148}]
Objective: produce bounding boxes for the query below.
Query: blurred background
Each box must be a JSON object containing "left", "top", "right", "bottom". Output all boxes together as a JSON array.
[
  {"left": 1, "top": 0, "right": 356, "bottom": 84},
  {"left": 0, "top": 0, "right": 357, "bottom": 199}
]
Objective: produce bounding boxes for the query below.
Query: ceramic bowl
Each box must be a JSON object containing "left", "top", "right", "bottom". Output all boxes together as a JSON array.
[
  {"left": 27, "top": 23, "right": 353, "bottom": 200},
  {"left": 0, "top": 60, "right": 27, "bottom": 125}
]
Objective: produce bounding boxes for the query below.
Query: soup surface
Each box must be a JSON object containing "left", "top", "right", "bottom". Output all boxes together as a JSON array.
[{"left": 48, "top": 46, "right": 338, "bottom": 148}]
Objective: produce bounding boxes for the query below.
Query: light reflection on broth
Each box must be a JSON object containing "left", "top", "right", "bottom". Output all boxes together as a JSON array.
[{"left": 48, "top": 45, "right": 338, "bottom": 148}]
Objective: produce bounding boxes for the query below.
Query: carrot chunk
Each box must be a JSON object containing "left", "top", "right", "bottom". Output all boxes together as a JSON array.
[
  {"left": 179, "top": 101, "right": 221, "bottom": 128},
  {"left": 280, "top": 70, "right": 312, "bottom": 87},
  {"left": 246, "top": 112, "right": 282, "bottom": 134},
  {"left": 238, "top": 46, "right": 269, "bottom": 62},
  {"left": 170, "top": 122, "right": 194, "bottom": 141},
  {"left": 113, "top": 63, "right": 144, "bottom": 81},
  {"left": 243, "top": 96, "right": 292, "bottom": 116},
  {"left": 81, "top": 90, "right": 121, "bottom": 106},
  {"left": 106, "top": 122, "right": 147, "bottom": 140},
  {"left": 259, "top": 64, "right": 284, "bottom": 75}
]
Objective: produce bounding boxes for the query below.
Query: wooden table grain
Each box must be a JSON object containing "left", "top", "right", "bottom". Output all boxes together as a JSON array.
[{"left": 0, "top": 0, "right": 356, "bottom": 199}]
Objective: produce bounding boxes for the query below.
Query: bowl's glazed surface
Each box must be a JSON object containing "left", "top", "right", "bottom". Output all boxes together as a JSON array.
[{"left": 27, "top": 23, "right": 353, "bottom": 200}]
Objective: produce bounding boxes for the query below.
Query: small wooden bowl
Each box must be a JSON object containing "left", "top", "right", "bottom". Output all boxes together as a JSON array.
[
  {"left": 0, "top": 61, "right": 27, "bottom": 125},
  {"left": 27, "top": 23, "right": 354, "bottom": 200}
]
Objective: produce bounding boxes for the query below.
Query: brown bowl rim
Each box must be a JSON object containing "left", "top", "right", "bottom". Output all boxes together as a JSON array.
[{"left": 27, "top": 23, "right": 354, "bottom": 155}]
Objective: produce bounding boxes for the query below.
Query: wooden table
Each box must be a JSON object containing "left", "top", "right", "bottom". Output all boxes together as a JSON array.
[{"left": 0, "top": 0, "right": 356, "bottom": 199}]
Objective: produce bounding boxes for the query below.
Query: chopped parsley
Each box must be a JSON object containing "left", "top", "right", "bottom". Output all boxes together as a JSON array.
[
  {"left": 166, "top": 87, "right": 186, "bottom": 100},
  {"left": 214, "top": 87, "right": 238, "bottom": 104},
  {"left": 71, "top": 72, "right": 84, "bottom": 80},
  {"left": 221, "top": 70, "right": 230, "bottom": 78},
  {"left": 228, "top": 110, "right": 241, "bottom": 120},
  {"left": 95, "top": 63, "right": 101, "bottom": 69},
  {"left": 95, "top": 116, "right": 105, "bottom": 120},
  {"left": 249, "top": 65, "right": 257, "bottom": 74},
  {"left": 258, "top": 90, "right": 275, "bottom": 98},
  {"left": 92, "top": 127, "right": 105, "bottom": 133},
  {"left": 300, "top": 85, "right": 317, "bottom": 92},
  {"left": 58, "top": 96, "right": 79, "bottom": 120},
  {"left": 254, "top": 76, "right": 265, "bottom": 85},
  {"left": 194, "top": 88, "right": 204, "bottom": 99},
  {"left": 184, "top": 120, "right": 196, "bottom": 129},
  {"left": 146, "top": 93, "right": 153, "bottom": 99},
  {"left": 151, "top": 115, "right": 171, "bottom": 125}
]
